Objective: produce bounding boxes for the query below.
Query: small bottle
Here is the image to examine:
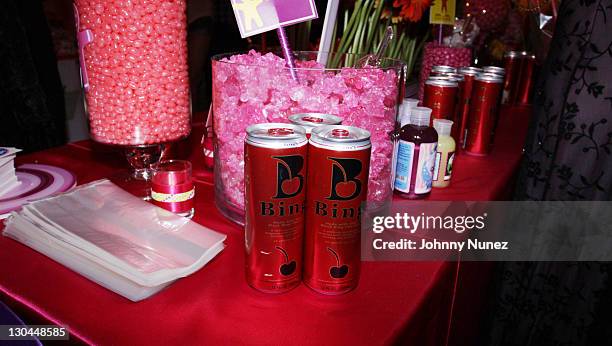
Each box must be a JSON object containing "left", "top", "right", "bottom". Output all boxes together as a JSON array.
[
  {"left": 394, "top": 107, "right": 438, "bottom": 199},
  {"left": 432, "top": 119, "right": 456, "bottom": 188},
  {"left": 391, "top": 98, "right": 420, "bottom": 189},
  {"left": 398, "top": 98, "right": 420, "bottom": 127}
]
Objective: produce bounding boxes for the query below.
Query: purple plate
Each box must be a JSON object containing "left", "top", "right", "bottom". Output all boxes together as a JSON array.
[{"left": 0, "top": 164, "right": 76, "bottom": 218}]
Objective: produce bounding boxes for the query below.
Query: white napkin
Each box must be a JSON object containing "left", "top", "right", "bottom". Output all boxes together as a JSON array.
[
  {"left": 3, "top": 179, "right": 226, "bottom": 301},
  {"left": 0, "top": 147, "right": 22, "bottom": 196}
]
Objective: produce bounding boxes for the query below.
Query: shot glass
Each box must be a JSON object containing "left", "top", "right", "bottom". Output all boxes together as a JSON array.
[{"left": 150, "top": 160, "right": 195, "bottom": 218}]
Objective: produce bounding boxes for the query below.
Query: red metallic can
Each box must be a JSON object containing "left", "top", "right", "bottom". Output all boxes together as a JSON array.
[
  {"left": 482, "top": 66, "right": 505, "bottom": 77},
  {"left": 430, "top": 65, "right": 457, "bottom": 76},
  {"left": 502, "top": 51, "right": 521, "bottom": 105},
  {"left": 464, "top": 74, "right": 504, "bottom": 155},
  {"left": 423, "top": 78, "right": 458, "bottom": 124},
  {"left": 289, "top": 113, "right": 342, "bottom": 138},
  {"left": 303, "top": 125, "right": 371, "bottom": 295},
  {"left": 457, "top": 67, "right": 482, "bottom": 148},
  {"left": 441, "top": 72, "right": 465, "bottom": 144},
  {"left": 517, "top": 53, "right": 536, "bottom": 105},
  {"left": 244, "top": 123, "right": 308, "bottom": 293}
]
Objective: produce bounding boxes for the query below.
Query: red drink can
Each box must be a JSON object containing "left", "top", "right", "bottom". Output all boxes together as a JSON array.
[
  {"left": 441, "top": 72, "right": 465, "bottom": 143},
  {"left": 304, "top": 125, "right": 371, "bottom": 295},
  {"left": 502, "top": 51, "right": 521, "bottom": 105},
  {"left": 430, "top": 65, "right": 457, "bottom": 76},
  {"left": 457, "top": 67, "right": 482, "bottom": 148},
  {"left": 289, "top": 113, "right": 342, "bottom": 138},
  {"left": 244, "top": 123, "right": 308, "bottom": 293},
  {"left": 517, "top": 53, "right": 536, "bottom": 105},
  {"left": 423, "top": 78, "right": 458, "bottom": 124},
  {"left": 482, "top": 66, "right": 505, "bottom": 77},
  {"left": 464, "top": 74, "right": 504, "bottom": 155}
]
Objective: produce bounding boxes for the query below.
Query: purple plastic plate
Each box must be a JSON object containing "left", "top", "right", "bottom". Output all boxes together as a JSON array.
[{"left": 0, "top": 164, "right": 76, "bottom": 218}]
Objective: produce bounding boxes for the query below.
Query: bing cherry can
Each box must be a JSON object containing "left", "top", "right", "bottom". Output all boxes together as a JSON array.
[
  {"left": 289, "top": 113, "right": 342, "bottom": 137},
  {"left": 517, "top": 53, "right": 536, "bottom": 105},
  {"left": 457, "top": 67, "right": 482, "bottom": 147},
  {"left": 423, "top": 78, "right": 458, "bottom": 123},
  {"left": 482, "top": 66, "right": 505, "bottom": 77},
  {"left": 430, "top": 65, "right": 457, "bottom": 76},
  {"left": 244, "top": 123, "right": 308, "bottom": 293},
  {"left": 304, "top": 125, "right": 371, "bottom": 295},
  {"left": 502, "top": 51, "right": 521, "bottom": 105},
  {"left": 464, "top": 74, "right": 504, "bottom": 155}
]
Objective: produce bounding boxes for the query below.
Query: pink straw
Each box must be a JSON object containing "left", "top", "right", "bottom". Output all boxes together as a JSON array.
[{"left": 276, "top": 27, "right": 299, "bottom": 81}]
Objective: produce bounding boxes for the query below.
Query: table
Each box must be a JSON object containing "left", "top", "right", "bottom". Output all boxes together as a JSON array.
[{"left": 0, "top": 106, "right": 531, "bottom": 345}]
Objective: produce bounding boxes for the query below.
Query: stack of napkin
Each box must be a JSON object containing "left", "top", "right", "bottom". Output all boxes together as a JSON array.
[
  {"left": 3, "top": 180, "right": 226, "bottom": 301},
  {"left": 0, "top": 147, "right": 21, "bottom": 196}
]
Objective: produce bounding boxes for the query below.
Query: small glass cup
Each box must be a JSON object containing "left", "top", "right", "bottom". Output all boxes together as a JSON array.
[{"left": 150, "top": 160, "right": 195, "bottom": 219}]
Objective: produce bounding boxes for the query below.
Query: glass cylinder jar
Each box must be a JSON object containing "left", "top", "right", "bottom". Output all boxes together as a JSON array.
[
  {"left": 418, "top": 43, "right": 472, "bottom": 100},
  {"left": 212, "top": 51, "right": 406, "bottom": 225},
  {"left": 74, "top": 0, "right": 191, "bottom": 146}
]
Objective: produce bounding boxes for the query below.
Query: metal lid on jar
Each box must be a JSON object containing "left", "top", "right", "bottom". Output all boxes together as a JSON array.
[
  {"left": 442, "top": 72, "right": 465, "bottom": 81},
  {"left": 482, "top": 66, "right": 505, "bottom": 75},
  {"left": 425, "top": 78, "right": 458, "bottom": 87},
  {"left": 246, "top": 123, "right": 307, "bottom": 147},
  {"left": 476, "top": 73, "right": 504, "bottom": 83},
  {"left": 310, "top": 125, "right": 371, "bottom": 150},
  {"left": 458, "top": 66, "right": 483, "bottom": 76},
  {"left": 432, "top": 65, "right": 457, "bottom": 73},
  {"left": 289, "top": 113, "right": 342, "bottom": 133}
]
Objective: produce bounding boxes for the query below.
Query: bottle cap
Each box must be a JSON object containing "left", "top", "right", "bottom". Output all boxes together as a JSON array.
[
  {"left": 410, "top": 107, "right": 432, "bottom": 127},
  {"left": 399, "top": 98, "right": 419, "bottom": 127},
  {"left": 433, "top": 119, "right": 453, "bottom": 136}
]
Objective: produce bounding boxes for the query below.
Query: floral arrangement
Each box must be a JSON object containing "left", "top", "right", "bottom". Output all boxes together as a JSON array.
[{"left": 328, "top": 0, "right": 432, "bottom": 80}]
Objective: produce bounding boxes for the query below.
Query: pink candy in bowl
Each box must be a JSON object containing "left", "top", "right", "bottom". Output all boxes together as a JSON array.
[{"left": 212, "top": 51, "right": 405, "bottom": 224}]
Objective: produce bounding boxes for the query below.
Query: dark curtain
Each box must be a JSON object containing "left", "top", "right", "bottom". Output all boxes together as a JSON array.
[
  {"left": 483, "top": 1, "right": 612, "bottom": 345},
  {"left": 0, "top": 0, "right": 66, "bottom": 152}
]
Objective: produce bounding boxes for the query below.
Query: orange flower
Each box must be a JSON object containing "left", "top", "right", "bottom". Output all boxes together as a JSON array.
[{"left": 393, "top": 0, "right": 432, "bottom": 22}]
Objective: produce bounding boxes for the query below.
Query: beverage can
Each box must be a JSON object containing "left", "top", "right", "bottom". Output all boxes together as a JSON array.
[
  {"left": 244, "top": 123, "right": 308, "bottom": 293},
  {"left": 303, "top": 125, "right": 371, "bottom": 294}
]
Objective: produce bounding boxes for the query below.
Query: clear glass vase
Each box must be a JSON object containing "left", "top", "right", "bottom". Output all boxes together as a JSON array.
[
  {"left": 74, "top": 0, "right": 191, "bottom": 192},
  {"left": 211, "top": 51, "right": 406, "bottom": 225}
]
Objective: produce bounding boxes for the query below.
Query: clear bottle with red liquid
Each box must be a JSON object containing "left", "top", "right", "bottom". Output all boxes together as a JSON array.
[{"left": 393, "top": 107, "right": 438, "bottom": 199}]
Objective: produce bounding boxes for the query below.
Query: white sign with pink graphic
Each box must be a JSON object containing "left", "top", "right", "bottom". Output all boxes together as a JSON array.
[{"left": 230, "top": 0, "right": 318, "bottom": 38}]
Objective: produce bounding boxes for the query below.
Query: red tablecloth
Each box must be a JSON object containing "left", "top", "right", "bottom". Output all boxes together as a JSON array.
[{"left": 0, "top": 106, "right": 531, "bottom": 345}]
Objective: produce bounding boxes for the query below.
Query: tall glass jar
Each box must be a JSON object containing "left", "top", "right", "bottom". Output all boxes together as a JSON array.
[
  {"left": 74, "top": 0, "right": 191, "bottom": 147},
  {"left": 212, "top": 51, "right": 406, "bottom": 225}
]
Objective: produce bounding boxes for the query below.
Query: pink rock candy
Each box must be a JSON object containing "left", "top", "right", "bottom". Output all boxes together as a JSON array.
[
  {"left": 75, "top": 0, "right": 190, "bottom": 145},
  {"left": 212, "top": 51, "right": 400, "bottom": 210}
]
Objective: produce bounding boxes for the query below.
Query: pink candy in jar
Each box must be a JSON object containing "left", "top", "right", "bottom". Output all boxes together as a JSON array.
[
  {"left": 74, "top": 0, "right": 191, "bottom": 145},
  {"left": 418, "top": 42, "right": 472, "bottom": 100},
  {"left": 212, "top": 51, "right": 403, "bottom": 223}
]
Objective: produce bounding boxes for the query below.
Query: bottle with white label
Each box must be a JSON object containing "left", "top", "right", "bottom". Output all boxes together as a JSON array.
[
  {"left": 394, "top": 107, "right": 438, "bottom": 199},
  {"left": 390, "top": 98, "right": 421, "bottom": 189},
  {"left": 432, "top": 119, "right": 455, "bottom": 188}
]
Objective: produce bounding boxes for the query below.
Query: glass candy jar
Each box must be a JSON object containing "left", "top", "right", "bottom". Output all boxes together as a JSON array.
[{"left": 211, "top": 51, "right": 406, "bottom": 224}]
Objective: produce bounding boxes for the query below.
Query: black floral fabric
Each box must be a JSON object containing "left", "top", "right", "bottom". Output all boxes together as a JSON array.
[
  {"left": 516, "top": 0, "right": 612, "bottom": 201},
  {"left": 0, "top": 0, "right": 66, "bottom": 152},
  {"left": 483, "top": 1, "right": 612, "bottom": 345}
]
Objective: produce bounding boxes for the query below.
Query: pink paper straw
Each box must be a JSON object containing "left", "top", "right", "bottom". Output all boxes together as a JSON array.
[{"left": 277, "top": 27, "right": 299, "bottom": 81}]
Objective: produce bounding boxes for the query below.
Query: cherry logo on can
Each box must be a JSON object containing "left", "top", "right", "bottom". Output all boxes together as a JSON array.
[
  {"left": 327, "top": 247, "right": 348, "bottom": 278},
  {"left": 273, "top": 155, "right": 304, "bottom": 198},
  {"left": 276, "top": 246, "right": 297, "bottom": 276},
  {"left": 327, "top": 158, "right": 362, "bottom": 201},
  {"left": 260, "top": 155, "right": 305, "bottom": 216}
]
